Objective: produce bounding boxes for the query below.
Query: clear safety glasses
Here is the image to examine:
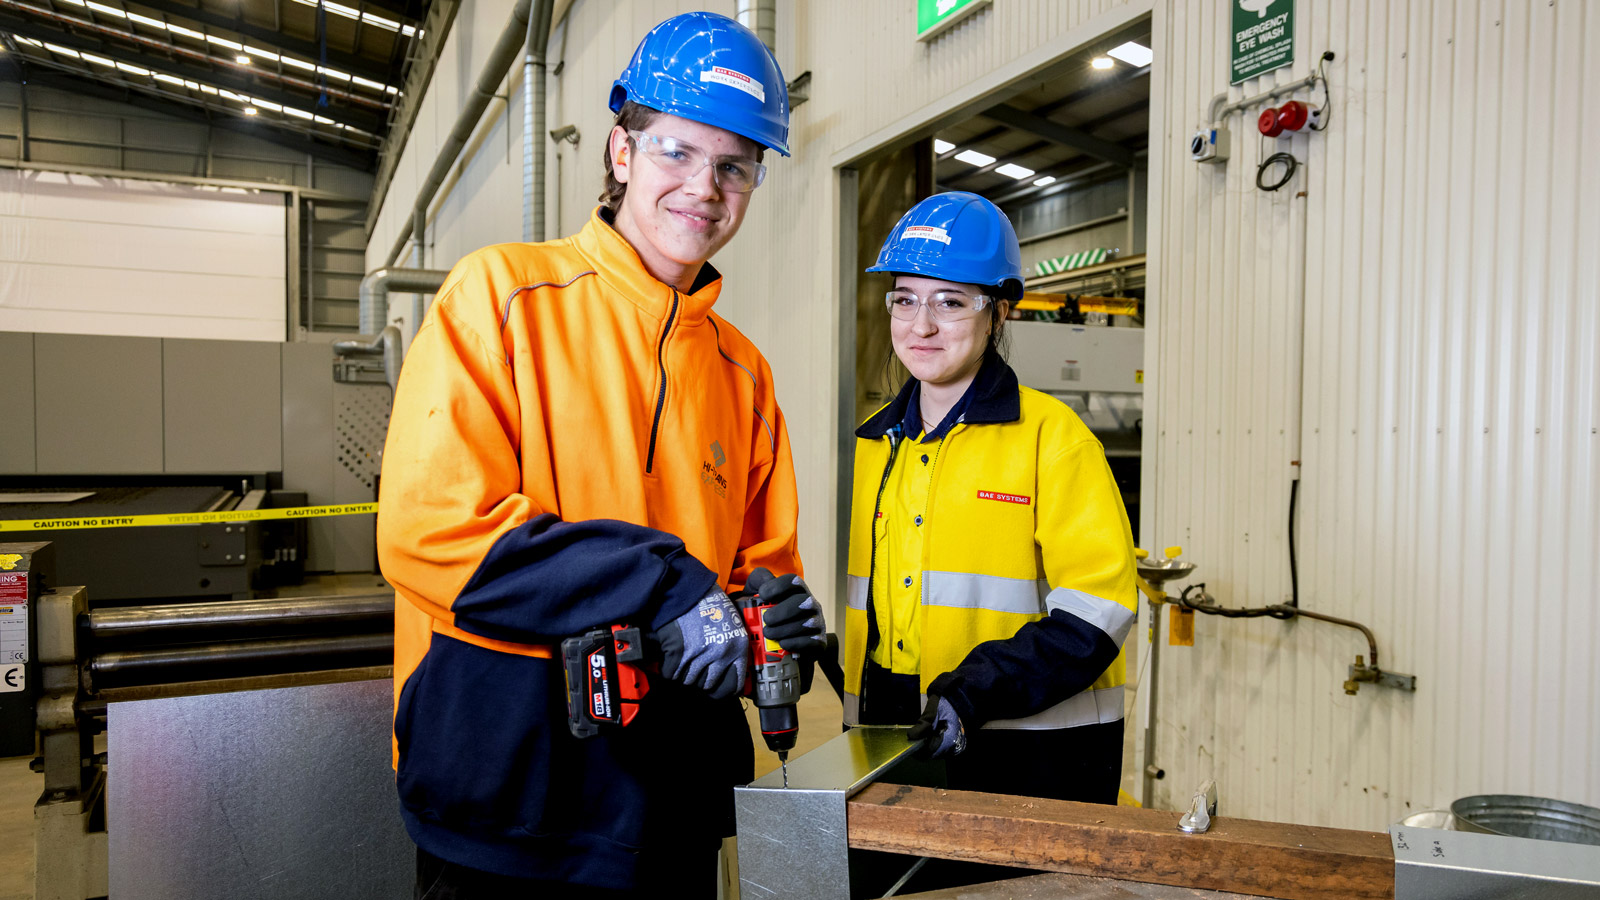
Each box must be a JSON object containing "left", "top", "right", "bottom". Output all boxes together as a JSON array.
[
  {"left": 884, "top": 288, "right": 993, "bottom": 322},
  {"left": 627, "top": 130, "right": 767, "bottom": 193}
]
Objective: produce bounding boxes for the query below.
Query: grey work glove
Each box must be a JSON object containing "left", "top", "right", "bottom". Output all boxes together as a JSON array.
[
  {"left": 746, "top": 567, "right": 828, "bottom": 655},
  {"left": 658, "top": 588, "right": 750, "bottom": 700},
  {"left": 907, "top": 693, "right": 967, "bottom": 759}
]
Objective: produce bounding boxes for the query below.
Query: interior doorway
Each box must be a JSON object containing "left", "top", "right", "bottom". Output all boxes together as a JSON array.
[{"left": 832, "top": 7, "right": 1157, "bottom": 810}]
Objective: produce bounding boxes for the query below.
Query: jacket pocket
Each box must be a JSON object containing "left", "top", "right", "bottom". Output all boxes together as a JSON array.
[{"left": 395, "top": 634, "right": 606, "bottom": 842}]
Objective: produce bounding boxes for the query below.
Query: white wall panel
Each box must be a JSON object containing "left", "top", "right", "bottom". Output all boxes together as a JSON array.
[
  {"left": 0, "top": 169, "right": 286, "bottom": 341},
  {"left": 369, "top": 0, "right": 1600, "bottom": 832}
]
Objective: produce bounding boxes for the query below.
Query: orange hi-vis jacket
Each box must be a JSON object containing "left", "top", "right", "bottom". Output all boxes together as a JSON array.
[{"left": 377, "top": 208, "right": 802, "bottom": 887}]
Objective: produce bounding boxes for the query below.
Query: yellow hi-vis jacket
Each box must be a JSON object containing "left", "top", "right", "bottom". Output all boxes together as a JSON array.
[{"left": 843, "top": 354, "right": 1137, "bottom": 732}]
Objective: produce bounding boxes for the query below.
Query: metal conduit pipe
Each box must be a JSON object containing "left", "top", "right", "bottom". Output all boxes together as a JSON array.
[
  {"left": 385, "top": 0, "right": 535, "bottom": 268},
  {"left": 524, "top": 0, "right": 554, "bottom": 242},
  {"left": 86, "top": 594, "right": 395, "bottom": 645},
  {"left": 85, "top": 633, "right": 395, "bottom": 690},
  {"left": 736, "top": 0, "right": 776, "bottom": 52}
]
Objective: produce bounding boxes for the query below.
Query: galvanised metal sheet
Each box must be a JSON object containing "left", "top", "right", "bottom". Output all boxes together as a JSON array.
[{"left": 108, "top": 678, "right": 412, "bottom": 900}]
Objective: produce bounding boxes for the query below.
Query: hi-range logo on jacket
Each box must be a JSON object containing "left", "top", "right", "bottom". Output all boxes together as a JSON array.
[{"left": 701, "top": 440, "right": 729, "bottom": 499}]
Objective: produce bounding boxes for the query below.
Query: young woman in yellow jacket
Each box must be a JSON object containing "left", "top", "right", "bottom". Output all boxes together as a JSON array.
[{"left": 844, "top": 191, "right": 1138, "bottom": 804}]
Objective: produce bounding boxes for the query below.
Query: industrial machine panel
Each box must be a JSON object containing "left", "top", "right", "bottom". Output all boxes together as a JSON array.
[
  {"left": 1007, "top": 322, "right": 1144, "bottom": 395},
  {"left": 0, "top": 332, "right": 36, "bottom": 473},
  {"left": 280, "top": 342, "right": 336, "bottom": 573},
  {"left": 163, "top": 338, "right": 283, "bottom": 473},
  {"left": 35, "top": 333, "right": 164, "bottom": 474},
  {"left": 0, "top": 543, "right": 52, "bottom": 758}
]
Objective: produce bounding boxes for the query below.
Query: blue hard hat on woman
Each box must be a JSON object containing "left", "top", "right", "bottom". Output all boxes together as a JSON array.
[
  {"left": 611, "top": 11, "right": 790, "bottom": 156},
  {"left": 867, "top": 191, "right": 1024, "bottom": 299}
]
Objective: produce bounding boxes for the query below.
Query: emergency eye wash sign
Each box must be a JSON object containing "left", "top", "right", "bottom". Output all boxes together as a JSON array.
[
  {"left": 917, "top": 0, "right": 991, "bottom": 41},
  {"left": 1232, "top": 0, "right": 1294, "bottom": 84}
]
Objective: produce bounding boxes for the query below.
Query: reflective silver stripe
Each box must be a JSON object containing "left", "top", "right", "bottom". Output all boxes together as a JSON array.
[
  {"left": 980, "top": 685, "right": 1125, "bottom": 731},
  {"left": 1045, "top": 587, "right": 1135, "bottom": 648},
  {"left": 846, "top": 575, "right": 868, "bottom": 611},
  {"left": 922, "top": 571, "right": 1044, "bottom": 616},
  {"left": 842, "top": 691, "right": 860, "bottom": 726}
]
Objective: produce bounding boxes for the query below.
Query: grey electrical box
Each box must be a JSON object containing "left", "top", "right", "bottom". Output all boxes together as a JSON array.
[{"left": 1007, "top": 322, "right": 1144, "bottom": 395}]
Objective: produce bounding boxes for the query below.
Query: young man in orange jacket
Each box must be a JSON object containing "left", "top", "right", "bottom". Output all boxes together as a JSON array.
[{"left": 377, "top": 13, "right": 825, "bottom": 898}]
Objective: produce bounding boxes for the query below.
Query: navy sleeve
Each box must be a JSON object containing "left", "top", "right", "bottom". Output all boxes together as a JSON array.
[
  {"left": 928, "top": 609, "right": 1119, "bottom": 730},
  {"left": 448, "top": 513, "right": 719, "bottom": 643}
]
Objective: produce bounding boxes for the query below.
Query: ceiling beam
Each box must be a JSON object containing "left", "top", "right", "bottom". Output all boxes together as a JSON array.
[
  {"left": 980, "top": 103, "right": 1134, "bottom": 168},
  {"left": 944, "top": 138, "right": 1050, "bottom": 187},
  {"left": 0, "top": 12, "right": 386, "bottom": 132},
  {"left": 947, "top": 97, "right": 1152, "bottom": 189},
  {"left": 123, "top": 0, "right": 394, "bottom": 83},
  {"left": 939, "top": 65, "right": 1149, "bottom": 162},
  {"left": 15, "top": 65, "right": 378, "bottom": 170}
]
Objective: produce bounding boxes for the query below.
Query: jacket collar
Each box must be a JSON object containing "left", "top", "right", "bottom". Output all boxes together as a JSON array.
[
  {"left": 573, "top": 206, "right": 723, "bottom": 325},
  {"left": 856, "top": 351, "right": 1021, "bottom": 439}
]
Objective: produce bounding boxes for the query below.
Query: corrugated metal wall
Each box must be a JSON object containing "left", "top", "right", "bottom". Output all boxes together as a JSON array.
[
  {"left": 368, "top": 0, "right": 1600, "bottom": 830},
  {"left": 1148, "top": 0, "right": 1599, "bottom": 828}
]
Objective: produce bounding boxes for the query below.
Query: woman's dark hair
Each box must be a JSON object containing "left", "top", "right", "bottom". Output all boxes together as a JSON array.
[{"left": 598, "top": 101, "right": 663, "bottom": 213}]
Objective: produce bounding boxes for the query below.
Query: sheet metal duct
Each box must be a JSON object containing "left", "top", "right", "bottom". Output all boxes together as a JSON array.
[
  {"left": 384, "top": 0, "right": 534, "bottom": 268},
  {"left": 736, "top": 0, "right": 775, "bottom": 51}
]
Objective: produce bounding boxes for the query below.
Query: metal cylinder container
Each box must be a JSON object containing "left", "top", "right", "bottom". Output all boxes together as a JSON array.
[{"left": 1451, "top": 794, "right": 1600, "bottom": 846}]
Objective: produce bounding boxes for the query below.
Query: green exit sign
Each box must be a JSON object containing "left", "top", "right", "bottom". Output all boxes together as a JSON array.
[{"left": 918, "top": 0, "right": 992, "bottom": 41}]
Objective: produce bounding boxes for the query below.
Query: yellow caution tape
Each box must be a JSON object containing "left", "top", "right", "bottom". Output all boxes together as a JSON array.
[{"left": 0, "top": 502, "right": 379, "bottom": 533}]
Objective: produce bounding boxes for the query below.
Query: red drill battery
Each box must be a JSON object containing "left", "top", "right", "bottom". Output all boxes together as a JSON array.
[{"left": 561, "top": 624, "right": 649, "bottom": 739}]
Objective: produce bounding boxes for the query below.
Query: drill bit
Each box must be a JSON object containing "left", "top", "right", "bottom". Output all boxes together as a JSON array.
[{"left": 780, "top": 751, "right": 789, "bottom": 788}]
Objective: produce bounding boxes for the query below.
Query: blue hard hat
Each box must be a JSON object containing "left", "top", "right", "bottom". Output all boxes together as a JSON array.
[
  {"left": 867, "top": 192, "right": 1025, "bottom": 300},
  {"left": 611, "top": 12, "right": 790, "bottom": 157}
]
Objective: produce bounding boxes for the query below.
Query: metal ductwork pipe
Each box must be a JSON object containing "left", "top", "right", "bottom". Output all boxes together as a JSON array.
[
  {"left": 340, "top": 267, "right": 449, "bottom": 390},
  {"left": 524, "top": 0, "right": 554, "bottom": 242},
  {"left": 385, "top": 0, "right": 534, "bottom": 268},
  {"left": 355, "top": 267, "right": 450, "bottom": 335},
  {"left": 737, "top": 0, "right": 775, "bottom": 52}
]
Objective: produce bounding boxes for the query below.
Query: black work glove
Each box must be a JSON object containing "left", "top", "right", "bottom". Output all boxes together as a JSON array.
[
  {"left": 907, "top": 692, "right": 966, "bottom": 759},
  {"left": 746, "top": 567, "right": 828, "bottom": 655}
]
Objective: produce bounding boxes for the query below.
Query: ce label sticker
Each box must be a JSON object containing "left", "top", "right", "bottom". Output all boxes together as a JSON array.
[{"left": 0, "top": 665, "right": 23, "bottom": 692}]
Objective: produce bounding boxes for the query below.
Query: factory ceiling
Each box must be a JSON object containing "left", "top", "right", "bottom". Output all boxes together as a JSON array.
[
  {"left": 0, "top": 0, "right": 440, "bottom": 169},
  {"left": 934, "top": 20, "right": 1152, "bottom": 212}
]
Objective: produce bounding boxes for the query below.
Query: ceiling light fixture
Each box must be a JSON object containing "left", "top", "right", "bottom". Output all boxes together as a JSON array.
[
  {"left": 1091, "top": 56, "right": 1114, "bottom": 70},
  {"left": 933, "top": 139, "right": 955, "bottom": 154},
  {"left": 236, "top": 54, "right": 251, "bottom": 64},
  {"left": 1033, "top": 175, "right": 1056, "bottom": 186},
  {"left": 1107, "top": 41, "right": 1153, "bottom": 68},
  {"left": 954, "top": 149, "right": 996, "bottom": 166},
  {"left": 995, "top": 163, "right": 1036, "bottom": 180},
  {"left": 243, "top": 106, "right": 258, "bottom": 115}
]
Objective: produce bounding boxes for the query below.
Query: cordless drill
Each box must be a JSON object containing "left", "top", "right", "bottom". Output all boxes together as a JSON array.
[{"left": 737, "top": 572, "right": 803, "bottom": 775}]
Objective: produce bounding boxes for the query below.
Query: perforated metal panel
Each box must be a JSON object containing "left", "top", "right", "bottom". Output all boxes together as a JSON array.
[{"left": 332, "top": 383, "right": 389, "bottom": 572}]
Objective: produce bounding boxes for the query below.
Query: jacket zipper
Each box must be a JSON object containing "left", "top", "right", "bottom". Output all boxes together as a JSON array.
[
  {"left": 862, "top": 426, "right": 902, "bottom": 717},
  {"left": 645, "top": 288, "right": 680, "bottom": 474}
]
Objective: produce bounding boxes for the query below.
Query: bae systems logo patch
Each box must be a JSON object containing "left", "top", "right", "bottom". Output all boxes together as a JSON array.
[
  {"left": 977, "top": 490, "right": 1031, "bottom": 506},
  {"left": 701, "top": 441, "right": 729, "bottom": 499}
]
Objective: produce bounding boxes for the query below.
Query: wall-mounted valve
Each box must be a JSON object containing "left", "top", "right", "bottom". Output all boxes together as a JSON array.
[{"left": 1345, "top": 654, "right": 1418, "bottom": 695}]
